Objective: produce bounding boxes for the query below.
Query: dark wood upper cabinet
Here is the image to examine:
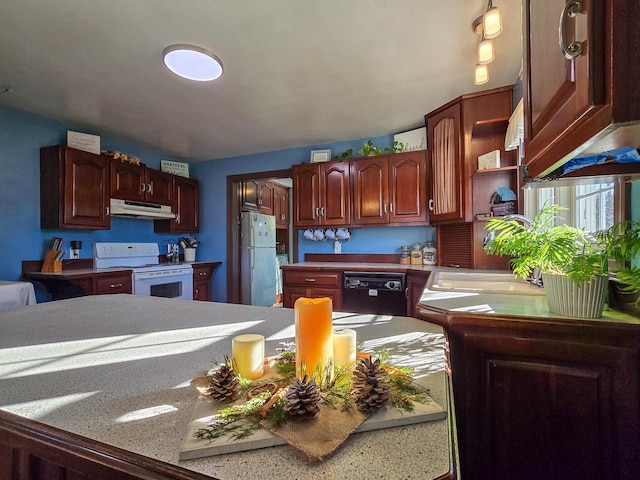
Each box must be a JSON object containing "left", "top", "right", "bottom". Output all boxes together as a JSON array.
[
  {"left": 523, "top": 0, "right": 640, "bottom": 179},
  {"left": 426, "top": 102, "right": 463, "bottom": 224},
  {"left": 292, "top": 161, "right": 351, "bottom": 227},
  {"left": 40, "top": 146, "right": 110, "bottom": 230},
  {"left": 351, "top": 157, "right": 389, "bottom": 225},
  {"left": 110, "top": 161, "right": 173, "bottom": 205},
  {"left": 351, "top": 151, "right": 427, "bottom": 226},
  {"left": 273, "top": 183, "right": 290, "bottom": 228},
  {"left": 425, "top": 86, "right": 517, "bottom": 226},
  {"left": 154, "top": 175, "right": 199, "bottom": 233},
  {"left": 241, "top": 179, "right": 275, "bottom": 215}
]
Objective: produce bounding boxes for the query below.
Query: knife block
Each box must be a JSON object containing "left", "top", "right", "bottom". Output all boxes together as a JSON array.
[{"left": 41, "top": 250, "right": 62, "bottom": 272}]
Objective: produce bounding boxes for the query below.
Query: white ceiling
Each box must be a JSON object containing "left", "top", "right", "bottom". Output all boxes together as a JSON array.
[{"left": 0, "top": 0, "right": 523, "bottom": 162}]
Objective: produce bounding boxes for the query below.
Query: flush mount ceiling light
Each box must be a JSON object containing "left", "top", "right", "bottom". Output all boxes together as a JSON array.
[{"left": 162, "top": 44, "right": 223, "bottom": 81}]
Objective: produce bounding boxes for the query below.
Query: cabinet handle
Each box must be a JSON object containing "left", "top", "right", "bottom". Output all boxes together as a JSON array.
[
  {"left": 390, "top": 203, "right": 394, "bottom": 213},
  {"left": 106, "top": 206, "right": 110, "bottom": 216},
  {"left": 148, "top": 182, "right": 153, "bottom": 195},
  {"left": 194, "top": 289, "right": 199, "bottom": 299},
  {"left": 176, "top": 213, "right": 180, "bottom": 223},
  {"left": 559, "top": 0, "right": 584, "bottom": 59},
  {"left": 316, "top": 207, "right": 321, "bottom": 216},
  {"left": 110, "top": 283, "right": 123, "bottom": 288},
  {"left": 199, "top": 272, "right": 207, "bottom": 277},
  {"left": 141, "top": 182, "right": 146, "bottom": 193},
  {"left": 428, "top": 199, "right": 434, "bottom": 211},
  {"left": 321, "top": 207, "right": 325, "bottom": 216},
  {"left": 304, "top": 278, "right": 316, "bottom": 282},
  {"left": 384, "top": 204, "right": 387, "bottom": 213}
]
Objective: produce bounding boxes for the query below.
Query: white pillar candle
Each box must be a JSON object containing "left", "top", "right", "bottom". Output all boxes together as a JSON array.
[
  {"left": 232, "top": 334, "right": 265, "bottom": 380},
  {"left": 333, "top": 328, "right": 357, "bottom": 370}
]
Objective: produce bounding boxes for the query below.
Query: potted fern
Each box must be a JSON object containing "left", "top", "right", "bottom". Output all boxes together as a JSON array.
[
  {"left": 483, "top": 204, "right": 611, "bottom": 318},
  {"left": 599, "top": 220, "right": 640, "bottom": 314}
]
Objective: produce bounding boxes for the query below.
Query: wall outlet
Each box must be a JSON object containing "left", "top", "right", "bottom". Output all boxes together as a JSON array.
[{"left": 334, "top": 240, "right": 341, "bottom": 254}]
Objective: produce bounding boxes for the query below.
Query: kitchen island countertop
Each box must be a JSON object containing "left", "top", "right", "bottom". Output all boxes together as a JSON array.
[{"left": 0, "top": 295, "right": 449, "bottom": 480}]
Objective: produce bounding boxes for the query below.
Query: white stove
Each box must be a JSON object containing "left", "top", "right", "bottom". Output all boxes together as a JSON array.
[{"left": 94, "top": 243, "right": 193, "bottom": 300}]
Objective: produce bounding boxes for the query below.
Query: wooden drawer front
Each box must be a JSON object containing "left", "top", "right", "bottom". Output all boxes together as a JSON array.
[
  {"left": 283, "top": 271, "right": 341, "bottom": 288},
  {"left": 192, "top": 265, "right": 213, "bottom": 279},
  {"left": 93, "top": 273, "right": 132, "bottom": 295}
]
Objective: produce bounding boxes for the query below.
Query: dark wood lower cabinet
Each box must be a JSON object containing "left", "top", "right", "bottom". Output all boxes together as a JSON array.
[
  {"left": 192, "top": 262, "right": 221, "bottom": 301},
  {"left": 416, "top": 308, "right": 640, "bottom": 480}
]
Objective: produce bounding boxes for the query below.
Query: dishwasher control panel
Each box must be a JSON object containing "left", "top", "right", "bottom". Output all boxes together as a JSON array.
[{"left": 343, "top": 272, "right": 406, "bottom": 291}]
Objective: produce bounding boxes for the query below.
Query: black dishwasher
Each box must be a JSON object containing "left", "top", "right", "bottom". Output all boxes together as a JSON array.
[{"left": 342, "top": 272, "right": 407, "bottom": 316}]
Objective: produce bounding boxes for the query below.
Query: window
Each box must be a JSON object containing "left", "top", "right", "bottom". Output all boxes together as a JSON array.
[{"left": 524, "top": 179, "right": 623, "bottom": 232}]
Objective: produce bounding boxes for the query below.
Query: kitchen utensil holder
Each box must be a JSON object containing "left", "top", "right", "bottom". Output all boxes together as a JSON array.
[{"left": 41, "top": 250, "right": 63, "bottom": 272}]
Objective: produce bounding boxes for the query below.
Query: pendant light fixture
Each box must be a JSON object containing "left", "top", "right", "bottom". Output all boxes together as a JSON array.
[
  {"left": 482, "top": 1, "right": 503, "bottom": 39},
  {"left": 474, "top": 64, "right": 489, "bottom": 85},
  {"left": 472, "top": 0, "right": 503, "bottom": 85},
  {"left": 162, "top": 44, "right": 223, "bottom": 81},
  {"left": 477, "top": 37, "right": 495, "bottom": 65}
]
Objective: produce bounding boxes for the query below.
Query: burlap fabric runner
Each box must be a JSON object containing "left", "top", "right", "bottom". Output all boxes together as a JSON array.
[{"left": 261, "top": 404, "right": 371, "bottom": 462}]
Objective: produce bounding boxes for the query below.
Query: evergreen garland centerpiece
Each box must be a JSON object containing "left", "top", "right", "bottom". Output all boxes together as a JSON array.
[{"left": 193, "top": 342, "right": 434, "bottom": 460}]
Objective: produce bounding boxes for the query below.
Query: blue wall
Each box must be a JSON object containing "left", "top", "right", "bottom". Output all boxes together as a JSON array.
[{"left": 0, "top": 104, "right": 435, "bottom": 302}]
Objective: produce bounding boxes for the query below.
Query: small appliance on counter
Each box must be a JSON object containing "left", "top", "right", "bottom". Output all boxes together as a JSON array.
[{"left": 70, "top": 240, "right": 82, "bottom": 259}]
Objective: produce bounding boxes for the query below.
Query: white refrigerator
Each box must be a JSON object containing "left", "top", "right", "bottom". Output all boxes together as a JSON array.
[{"left": 241, "top": 212, "right": 277, "bottom": 306}]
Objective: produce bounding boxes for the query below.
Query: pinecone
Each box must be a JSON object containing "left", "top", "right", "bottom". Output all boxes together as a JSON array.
[
  {"left": 351, "top": 357, "right": 391, "bottom": 412},
  {"left": 283, "top": 375, "right": 322, "bottom": 420},
  {"left": 207, "top": 364, "right": 240, "bottom": 403}
]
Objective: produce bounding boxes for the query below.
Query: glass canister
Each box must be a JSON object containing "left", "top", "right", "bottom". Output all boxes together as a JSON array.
[
  {"left": 423, "top": 242, "right": 437, "bottom": 266},
  {"left": 411, "top": 243, "right": 423, "bottom": 265},
  {"left": 399, "top": 245, "right": 411, "bottom": 265}
]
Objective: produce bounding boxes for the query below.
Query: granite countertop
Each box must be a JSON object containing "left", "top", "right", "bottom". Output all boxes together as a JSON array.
[
  {"left": 417, "top": 267, "right": 640, "bottom": 326},
  {"left": 0, "top": 295, "right": 449, "bottom": 480},
  {"left": 282, "top": 261, "right": 434, "bottom": 273},
  {"left": 24, "top": 261, "right": 218, "bottom": 278}
]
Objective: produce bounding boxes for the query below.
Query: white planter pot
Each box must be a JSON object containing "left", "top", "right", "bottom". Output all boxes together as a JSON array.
[
  {"left": 542, "top": 273, "right": 608, "bottom": 319},
  {"left": 184, "top": 248, "right": 196, "bottom": 262}
]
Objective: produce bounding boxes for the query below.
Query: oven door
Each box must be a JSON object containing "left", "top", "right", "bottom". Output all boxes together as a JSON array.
[{"left": 133, "top": 268, "right": 193, "bottom": 300}]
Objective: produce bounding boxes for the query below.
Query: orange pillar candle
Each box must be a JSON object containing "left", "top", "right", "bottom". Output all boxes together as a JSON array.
[
  {"left": 333, "top": 328, "right": 357, "bottom": 370},
  {"left": 232, "top": 334, "right": 265, "bottom": 380},
  {"left": 294, "top": 297, "right": 333, "bottom": 384}
]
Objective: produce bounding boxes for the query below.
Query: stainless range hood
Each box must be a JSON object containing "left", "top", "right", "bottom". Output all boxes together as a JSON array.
[{"left": 109, "top": 198, "right": 176, "bottom": 220}]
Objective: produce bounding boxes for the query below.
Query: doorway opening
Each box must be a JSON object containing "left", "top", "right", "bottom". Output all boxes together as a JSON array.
[{"left": 226, "top": 168, "right": 295, "bottom": 304}]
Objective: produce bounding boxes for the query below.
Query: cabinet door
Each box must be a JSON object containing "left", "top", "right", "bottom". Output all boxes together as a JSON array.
[
  {"left": 110, "top": 161, "right": 145, "bottom": 202},
  {"left": 523, "top": 0, "right": 606, "bottom": 178},
  {"left": 63, "top": 149, "right": 111, "bottom": 229},
  {"left": 241, "top": 180, "right": 261, "bottom": 212},
  {"left": 321, "top": 162, "right": 351, "bottom": 226},
  {"left": 282, "top": 286, "right": 341, "bottom": 309},
  {"left": 174, "top": 176, "right": 199, "bottom": 232},
  {"left": 145, "top": 168, "right": 173, "bottom": 205},
  {"left": 257, "top": 181, "right": 274, "bottom": 215},
  {"left": 451, "top": 328, "right": 640, "bottom": 479},
  {"left": 427, "top": 103, "right": 463, "bottom": 223},
  {"left": 193, "top": 278, "right": 211, "bottom": 301},
  {"left": 156, "top": 176, "right": 199, "bottom": 233},
  {"left": 351, "top": 157, "right": 388, "bottom": 225},
  {"left": 274, "top": 185, "right": 290, "bottom": 228},
  {"left": 292, "top": 164, "right": 321, "bottom": 227},
  {"left": 388, "top": 151, "right": 427, "bottom": 224}
]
